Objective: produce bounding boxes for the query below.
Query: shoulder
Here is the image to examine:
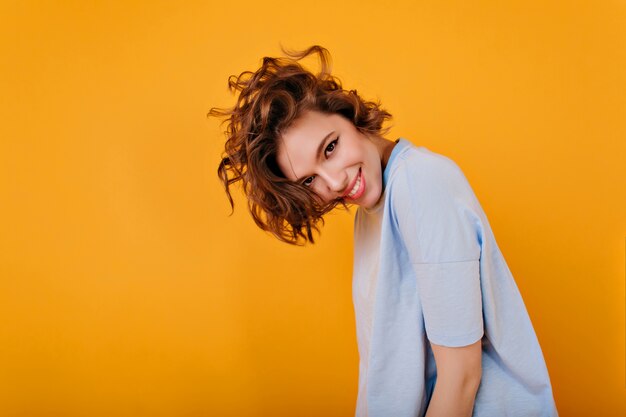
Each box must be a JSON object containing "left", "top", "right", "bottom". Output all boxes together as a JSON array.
[
  {"left": 386, "top": 142, "right": 472, "bottom": 203},
  {"left": 385, "top": 141, "right": 484, "bottom": 263}
]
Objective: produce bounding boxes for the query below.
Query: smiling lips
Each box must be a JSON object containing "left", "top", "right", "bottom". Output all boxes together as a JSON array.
[{"left": 343, "top": 168, "right": 366, "bottom": 200}]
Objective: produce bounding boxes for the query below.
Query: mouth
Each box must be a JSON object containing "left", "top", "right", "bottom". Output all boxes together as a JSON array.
[{"left": 343, "top": 168, "right": 366, "bottom": 201}]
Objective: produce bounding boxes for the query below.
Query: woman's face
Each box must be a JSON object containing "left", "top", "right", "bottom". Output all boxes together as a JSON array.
[{"left": 276, "top": 110, "right": 387, "bottom": 209}]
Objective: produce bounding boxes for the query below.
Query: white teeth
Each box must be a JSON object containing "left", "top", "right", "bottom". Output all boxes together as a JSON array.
[{"left": 348, "top": 175, "right": 361, "bottom": 197}]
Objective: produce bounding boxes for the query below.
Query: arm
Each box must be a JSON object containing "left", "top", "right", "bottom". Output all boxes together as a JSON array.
[
  {"left": 425, "top": 339, "right": 482, "bottom": 417},
  {"left": 390, "top": 152, "right": 485, "bottom": 414}
]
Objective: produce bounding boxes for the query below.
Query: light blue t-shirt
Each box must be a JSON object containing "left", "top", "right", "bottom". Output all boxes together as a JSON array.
[{"left": 352, "top": 138, "right": 558, "bottom": 417}]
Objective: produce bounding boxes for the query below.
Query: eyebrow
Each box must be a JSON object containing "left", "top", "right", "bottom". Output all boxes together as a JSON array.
[{"left": 294, "top": 131, "right": 336, "bottom": 183}]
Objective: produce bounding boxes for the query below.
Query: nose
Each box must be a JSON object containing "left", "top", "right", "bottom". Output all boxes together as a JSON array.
[{"left": 317, "top": 167, "right": 348, "bottom": 195}]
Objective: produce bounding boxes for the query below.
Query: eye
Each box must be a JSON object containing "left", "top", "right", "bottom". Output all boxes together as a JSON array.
[
  {"left": 302, "top": 176, "right": 315, "bottom": 186},
  {"left": 324, "top": 138, "right": 338, "bottom": 157}
]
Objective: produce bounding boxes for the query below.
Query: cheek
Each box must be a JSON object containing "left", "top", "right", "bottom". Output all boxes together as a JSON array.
[
  {"left": 319, "top": 189, "right": 335, "bottom": 204},
  {"left": 366, "top": 161, "right": 383, "bottom": 195},
  {"left": 310, "top": 184, "right": 331, "bottom": 203}
]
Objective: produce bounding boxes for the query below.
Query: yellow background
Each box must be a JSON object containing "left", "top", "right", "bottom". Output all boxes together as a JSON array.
[{"left": 1, "top": 0, "right": 625, "bottom": 415}]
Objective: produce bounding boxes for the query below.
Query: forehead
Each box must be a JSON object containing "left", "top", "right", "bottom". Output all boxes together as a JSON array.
[{"left": 276, "top": 110, "right": 345, "bottom": 180}]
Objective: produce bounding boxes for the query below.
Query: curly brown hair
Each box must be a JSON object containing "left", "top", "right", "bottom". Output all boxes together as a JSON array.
[{"left": 208, "top": 45, "right": 392, "bottom": 245}]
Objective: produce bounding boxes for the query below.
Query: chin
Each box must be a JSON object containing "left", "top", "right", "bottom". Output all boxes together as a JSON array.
[{"left": 361, "top": 189, "right": 382, "bottom": 209}]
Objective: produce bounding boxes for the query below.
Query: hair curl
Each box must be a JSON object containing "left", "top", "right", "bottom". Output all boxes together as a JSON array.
[{"left": 208, "top": 45, "right": 392, "bottom": 245}]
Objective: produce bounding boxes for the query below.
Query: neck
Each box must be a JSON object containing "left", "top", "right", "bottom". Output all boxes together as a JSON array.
[{"left": 375, "top": 136, "right": 398, "bottom": 171}]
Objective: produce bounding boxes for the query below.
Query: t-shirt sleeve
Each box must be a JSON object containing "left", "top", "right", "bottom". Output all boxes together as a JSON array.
[{"left": 390, "top": 151, "right": 485, "bottom": 347}]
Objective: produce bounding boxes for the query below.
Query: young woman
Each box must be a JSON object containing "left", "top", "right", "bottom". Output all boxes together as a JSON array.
[{"left": 209, "top": 45, "right": 558, "bottom": 417}]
